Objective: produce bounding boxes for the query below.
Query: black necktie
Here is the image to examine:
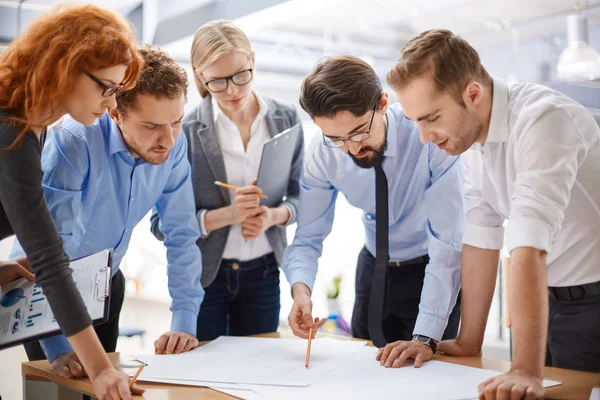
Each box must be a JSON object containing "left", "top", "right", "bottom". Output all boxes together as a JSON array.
[{"left": 367, "top": 165, "right": 389, "bottom": 348}]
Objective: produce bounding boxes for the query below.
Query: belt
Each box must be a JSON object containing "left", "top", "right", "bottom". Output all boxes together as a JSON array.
[
  {"left": 548, "top": 280, "right": 600, "bottom": 302},
  {"left": 388, "top": 254, "right": 429, "bottom": 268}
]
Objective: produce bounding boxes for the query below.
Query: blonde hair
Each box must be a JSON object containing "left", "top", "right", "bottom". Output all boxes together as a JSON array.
[{"left": 190, "top": 20, "right": 252, "bottom": 98}]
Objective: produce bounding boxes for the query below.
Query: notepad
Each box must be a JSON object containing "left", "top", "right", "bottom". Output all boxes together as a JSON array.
[{"left": 0, "top": 249, "right": 111, "bottom": 350}]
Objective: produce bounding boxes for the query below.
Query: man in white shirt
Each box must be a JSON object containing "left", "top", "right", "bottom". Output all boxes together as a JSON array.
[{"left": 387, "top": 29, "right": 600, "bottom": 399}]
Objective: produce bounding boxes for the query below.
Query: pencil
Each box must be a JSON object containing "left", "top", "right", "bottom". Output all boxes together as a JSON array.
[
  {"left": 305, "top": 326, "right": 313, "bottom": 368},
  {"left": 129, "top": 363, "right": 145, "bottom": 389},
  {"left": 214, "top": 181, "right": 268, "bottom": 199}
]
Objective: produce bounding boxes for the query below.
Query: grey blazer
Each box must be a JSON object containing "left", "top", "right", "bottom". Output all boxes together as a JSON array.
[{"left": 151, "top": 94, "right": 304, "bottom": 288}]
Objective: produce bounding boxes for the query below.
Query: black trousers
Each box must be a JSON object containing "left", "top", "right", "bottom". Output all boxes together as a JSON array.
[
  {"left": 23, "top": 270, "right": 125, "bottom": 361},
  {"left": 351, "top": 247, "right": 461, "bottom": 342},
  {"left": 545, "top": 282, "right": 600, "bottom": 372}
]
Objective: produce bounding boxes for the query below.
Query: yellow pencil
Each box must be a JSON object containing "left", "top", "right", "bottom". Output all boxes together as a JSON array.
[
  {"left": 305, "top": 326, "right": 313, "bottom": 368},
  {"left": 129, "top": 363, "right": 145, "bottom": 389},
  {"left": 214, "top": 181, "right": 268, "bottom": 199}
]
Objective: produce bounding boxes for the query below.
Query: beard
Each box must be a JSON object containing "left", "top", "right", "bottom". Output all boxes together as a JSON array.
[
  {"left": 127, "top": 140, "right": 170, "bottom": 165},
  {"left": 349, "top": 122, "right": 387, "bottom": 169},
  {"left": 444, "top": 109, "right": 483, "bottom": 156},
  {"left": 349, "top": 144, "right": 385, "bottom": 168},
  {"left": 140, "top": 147, "right": 170, "bottom": 165}
]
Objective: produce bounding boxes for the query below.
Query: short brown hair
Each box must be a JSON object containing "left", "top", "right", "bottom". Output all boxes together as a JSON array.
[
  {"left": 116, "top": 44, "right": 188, "bottom": 115},
  {"left": 387, "top": 29, "right": 492, "bottom": 105},
  {"left": 300, "top": 55, "right": 382, "bottom": 119}
]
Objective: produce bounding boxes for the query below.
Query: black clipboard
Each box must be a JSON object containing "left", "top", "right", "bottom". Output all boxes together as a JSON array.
[
  {"left": 256, "top": 124, "right": 301, "bottom": 207},
  {"left": 0, "top": 249, "right": 112, "bottom": 351}
]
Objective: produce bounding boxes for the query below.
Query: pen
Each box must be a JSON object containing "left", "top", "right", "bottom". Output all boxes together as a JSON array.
[{"left": 214, "top": 181, "right": 268, "bottom": 199}]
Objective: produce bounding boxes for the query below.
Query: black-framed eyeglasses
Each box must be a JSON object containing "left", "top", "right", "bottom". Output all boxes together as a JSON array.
[
  {"left": 323, "top": 105, "right": 377, "bottom": 148},
  {"left": 203, "top": 68, "right": 253, "bottom": 93},
  {"left": 84, "top": 71, "right": 123, "bottom": 97}
]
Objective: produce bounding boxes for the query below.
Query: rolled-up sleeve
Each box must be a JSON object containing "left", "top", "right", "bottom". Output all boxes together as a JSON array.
[
  {"left": 506, "top": 107, "right": 592, "bottom": 254},
  {"left": 462, "top": 153, "right": 505, "bottom": 250}
]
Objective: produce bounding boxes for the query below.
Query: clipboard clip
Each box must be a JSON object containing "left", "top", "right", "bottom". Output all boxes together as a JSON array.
[{"left": 94, "top": 266, "right": 112, "bottom": 301}]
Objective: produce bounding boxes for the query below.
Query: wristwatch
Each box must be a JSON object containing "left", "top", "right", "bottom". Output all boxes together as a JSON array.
[{"left": 412, "top": 334, "right": 437, "bottom": 354}]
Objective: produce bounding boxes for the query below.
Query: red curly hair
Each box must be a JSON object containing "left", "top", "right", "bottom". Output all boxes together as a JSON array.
[{"left": 0, "top": 4, "right": 143, "bottom": 148}]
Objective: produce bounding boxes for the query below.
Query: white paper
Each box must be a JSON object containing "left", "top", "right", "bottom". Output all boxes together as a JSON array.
[
  {"left": 240, "top": 347, "right": 561, "bottom": 400},
  {"left": 134, "top": 336, "right": 366, "bottom": 386},
  {"left": 136, "top": 376, "right": 240, "bottom": 390},
  {"left": 0, "top": 250, "right": 110, "bottom": 348},
  {"left": 590, "top": 388, "right": 600, "bottom": 400}
]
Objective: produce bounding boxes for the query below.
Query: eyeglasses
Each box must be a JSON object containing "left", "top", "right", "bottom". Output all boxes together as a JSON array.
[
  {"left": 84, "top": 71, "right": 123, "bottom": 97},
  {"left": 203, "top": 68, "right": 253, "bottom": 93},
  {"left": 323, "top": 106, "right": 377, "bottom": 148}
]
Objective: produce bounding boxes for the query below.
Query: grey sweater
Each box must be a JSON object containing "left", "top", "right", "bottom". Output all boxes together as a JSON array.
[
  {"left": 0, "top": 109, "right": 90, "bottom": 338},
  {"left": 151, "top": 94, "right": 304, "bottom": 287}
]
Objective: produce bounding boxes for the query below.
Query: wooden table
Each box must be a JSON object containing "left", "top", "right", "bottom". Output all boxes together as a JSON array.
[{"left": 22, "top": 332, "right": 600, "bottom": 400}]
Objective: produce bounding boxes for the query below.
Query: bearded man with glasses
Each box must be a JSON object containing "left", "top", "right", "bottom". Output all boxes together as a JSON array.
[{"left": 283, "top": 55, "right": 464, "bottom": 370}]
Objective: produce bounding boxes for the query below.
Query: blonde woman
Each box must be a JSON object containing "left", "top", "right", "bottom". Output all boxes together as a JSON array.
[{"left": 151, "top": 20, "right": 304, "bottom": 340}]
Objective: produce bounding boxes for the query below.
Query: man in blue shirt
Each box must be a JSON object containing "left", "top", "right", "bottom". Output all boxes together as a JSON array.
[
  {"left": 11, "top": 46, "right": 204, "bottom": 377},
  {"left": 285, "top": 55, "right": 463, "bottom": 368}
]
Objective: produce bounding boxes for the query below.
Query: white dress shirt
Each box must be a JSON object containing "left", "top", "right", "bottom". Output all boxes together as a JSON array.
[
  {"left": 463, "top": 77, "right": 600, "bottom": 287},
  {"left": 199, "top": 93, "right": 273, "bottom": 261}
]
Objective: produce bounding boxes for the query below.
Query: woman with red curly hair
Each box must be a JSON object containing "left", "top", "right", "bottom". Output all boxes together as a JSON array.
[{"left": 0, "top": 5, "right": 144, "bottom": 400}]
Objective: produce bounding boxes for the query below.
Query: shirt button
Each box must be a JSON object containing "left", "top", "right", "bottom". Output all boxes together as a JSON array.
[
  {"left": 366, "top": 213, "right": 374, "bottom": 220},
  {"left": 130, "top": 197, "right": 134, "bottom": 202},
  {"left": 496, "top": 191, "right": 500, "bottom": 197}
]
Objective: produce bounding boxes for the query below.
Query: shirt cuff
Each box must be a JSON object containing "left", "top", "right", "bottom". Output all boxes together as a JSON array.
[
  {"left": 284, "top": 264, "right": 317, "bottom": 293},
  {"left": 505, "top": 217, "right": 552, "bottom": 253},
  {"left": 281, "top": 202, "right": 296, "bottom": 226},
  {"left": 197, "top": 209, "right": 210, "bottom": 239},
  {"left": 40, "top": 334, "right": 73, "bottom": 363},
  {"left": 412, "top": 313, "right": 447, "bottom": 342},
  {"left": 463, "top": 221, "right": 504, "bottom": 250},
  {"left": 170, "top": 309, "right": 198, "bottom": 336}
]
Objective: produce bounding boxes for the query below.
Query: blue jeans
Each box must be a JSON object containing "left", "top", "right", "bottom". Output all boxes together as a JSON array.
[{"left": 196, "top": 253, "right": 281, "bottom": 341}]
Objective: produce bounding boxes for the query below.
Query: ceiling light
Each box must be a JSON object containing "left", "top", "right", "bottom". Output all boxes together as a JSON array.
[{"left": 557, "top": 14, "right": 600, "bottom": 82}]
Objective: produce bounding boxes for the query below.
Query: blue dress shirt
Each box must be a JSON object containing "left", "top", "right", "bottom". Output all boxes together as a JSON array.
[
  {"left": 282, "top": 104, "right": 464, "bottom": 340},
  {"left": 11, "top": 113, "right": 204, "bottom": 362}
]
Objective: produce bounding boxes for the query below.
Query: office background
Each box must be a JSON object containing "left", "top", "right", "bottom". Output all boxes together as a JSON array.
[{"left": 2, "top": 0, "right": 600, "bottom": 398}]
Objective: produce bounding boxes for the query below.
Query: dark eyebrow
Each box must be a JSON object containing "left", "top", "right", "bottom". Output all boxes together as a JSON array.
[
  {"left": 140, "top": 114, "right": 185, "bottom": 127},
  {"left": 324, "top": 120, "right": 369, "bottom": 140},
  {"left": 405, "top": 109, "right": 441, "bottom": 122}
]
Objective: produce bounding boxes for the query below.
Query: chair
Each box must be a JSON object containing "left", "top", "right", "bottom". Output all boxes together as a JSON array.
[{"left": 118, "top": 327, "right": 146, "bottom": 347}]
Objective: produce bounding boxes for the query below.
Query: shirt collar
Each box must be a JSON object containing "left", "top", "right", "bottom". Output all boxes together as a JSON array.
[
  {"left": 383, "top": 108, "right": 398, "bottom": 158},
  {"left": 106, "top": 114, "right": 130, "bottom": 156},
  {"left": 485, "top": 76, "right": 510, "bottom": 144},
  {"left": 211, "top": 91, "right": 269, "bottom": 124}
]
